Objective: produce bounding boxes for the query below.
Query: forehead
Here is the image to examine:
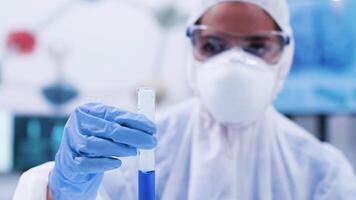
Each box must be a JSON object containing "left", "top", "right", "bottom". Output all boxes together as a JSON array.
[{"left": 199, "top": 2, "right": 277, "bottom": 34}]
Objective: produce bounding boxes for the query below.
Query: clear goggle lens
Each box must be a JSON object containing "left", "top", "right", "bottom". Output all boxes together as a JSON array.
[{"left": 187, "top": 25, "right": 290, "bottom": 64}]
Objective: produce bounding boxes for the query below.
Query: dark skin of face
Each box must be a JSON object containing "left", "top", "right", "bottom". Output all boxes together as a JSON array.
[{"left": 195, "top": 2, "right": 279, "bottom": 63}]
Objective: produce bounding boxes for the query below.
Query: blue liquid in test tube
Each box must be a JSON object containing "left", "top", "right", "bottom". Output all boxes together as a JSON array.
[
  {"left": 139, "top": 170, "right": 155, "bottom": 199},
  {"left": 137, "top": 87, "right": 156, "bottom": 200}
]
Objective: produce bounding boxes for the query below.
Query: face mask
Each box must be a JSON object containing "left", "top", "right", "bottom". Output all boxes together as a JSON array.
[{"left": 195, "top": 49, "right": 279, "bottom": 125}]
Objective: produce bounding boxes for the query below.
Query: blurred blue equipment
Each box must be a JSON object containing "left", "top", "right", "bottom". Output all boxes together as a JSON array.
[
  {"left": 275, "top": 0, "right": 356, "bottom": 114},
  {"left": 289, "top": 0, "right": 355, "bottom": 72}
]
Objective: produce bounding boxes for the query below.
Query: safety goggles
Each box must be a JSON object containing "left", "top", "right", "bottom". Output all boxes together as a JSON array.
[{"left": 187, "top": 25, "right": 290, "bottom": 64}]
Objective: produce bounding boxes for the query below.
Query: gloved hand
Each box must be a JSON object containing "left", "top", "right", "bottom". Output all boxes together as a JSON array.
[{"left": 48, "top": 103, "right": 157, "bottom": 200}]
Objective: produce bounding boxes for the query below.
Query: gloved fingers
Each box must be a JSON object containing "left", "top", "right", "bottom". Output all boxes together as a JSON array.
[
  {"left": 72, "top": 110, "right": 157, "bottom": 149},
  {"left": 76, "top": 103, "right": 125, "bottom": 123},
  {"left": 76, "top": 136, "right": 137, "bottom": 157},
  {"left": 72, "top": 156, "right": 122, "bottom": 174},
  {"left": 111, "top": 125, "right": 157, "bottom": 149},
  {"left": 76, "top": 103, "right": 156, "bottom": 134},
  {"left": 111, "top": 112, "right": 156, "bottom": 135},
  {"left": 72, "top": 109, "right": 120, "bottom": 137}
]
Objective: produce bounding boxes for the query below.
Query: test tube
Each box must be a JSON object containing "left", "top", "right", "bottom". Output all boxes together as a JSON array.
[{"left": 137, "top": 87, "right": 156, "bottom": 200}]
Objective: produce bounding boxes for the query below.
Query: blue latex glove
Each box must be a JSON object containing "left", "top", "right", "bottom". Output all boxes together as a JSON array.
[{"left": 48, "top": 103, "right": 157, "bottom": 200}]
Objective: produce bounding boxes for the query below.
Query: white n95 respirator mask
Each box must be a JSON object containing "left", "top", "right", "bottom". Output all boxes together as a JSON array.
[{"left": 195, "top": 49, "right": 279, "bottom": 125}]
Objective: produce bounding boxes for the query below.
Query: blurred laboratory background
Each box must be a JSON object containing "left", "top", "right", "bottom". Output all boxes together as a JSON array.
[{"left": 0, "top": 0, "right": 355, "bottom": 199}]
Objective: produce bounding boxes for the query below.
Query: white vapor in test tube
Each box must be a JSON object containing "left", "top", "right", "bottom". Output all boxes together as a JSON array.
[{"left": 137, "top": 87, "right": 156, "bottom": 200}]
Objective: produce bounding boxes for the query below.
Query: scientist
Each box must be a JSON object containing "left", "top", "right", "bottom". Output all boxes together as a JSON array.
[{"left": 14, "top": 0, "right": 356, "bottom": 199}]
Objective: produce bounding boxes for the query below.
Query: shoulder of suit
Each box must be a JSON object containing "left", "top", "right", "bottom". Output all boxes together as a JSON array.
[
  {"left": 156, "top": 98, "right": 198, "bottom": 125},
  {"left": 271, "top": 109, "right": 353, "bottom": 173},
  {"left": 155, "top": 98, "right": 198, "bottom": 140}
]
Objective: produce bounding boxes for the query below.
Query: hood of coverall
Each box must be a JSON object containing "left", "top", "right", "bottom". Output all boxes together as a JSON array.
[{"left": 187, "top": 0, "right": 295, "bottom": 96}]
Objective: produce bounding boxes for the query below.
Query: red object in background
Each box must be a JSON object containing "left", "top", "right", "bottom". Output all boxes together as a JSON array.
[{"left": 6, "top": 30, "right": 36, "bottom": 54}]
